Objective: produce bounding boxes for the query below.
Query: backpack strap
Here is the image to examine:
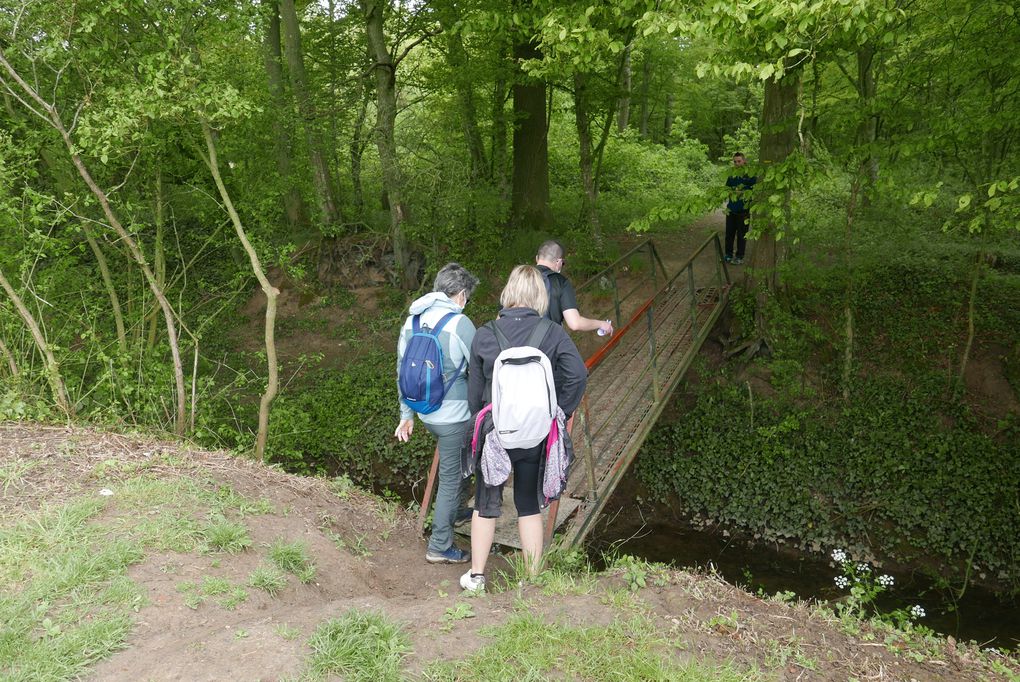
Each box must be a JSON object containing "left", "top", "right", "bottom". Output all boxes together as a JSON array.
[
  {"left": 487, "top": 320, "right": 512, "bottom": 352},
  {"left": 488, "top": 317, "right": 553, "bottom": 352},
  {"left": 540, "top": 270, "right": 562, "bottom": 321},
  {"left": 412, "top": 313, "right": 422, "bottom": 333},
  {"left": 429, "top": 312, "right": 457, "bottom": 336},
  {"left": 525, "top": 317, "right": 555, "bottom": 350}
]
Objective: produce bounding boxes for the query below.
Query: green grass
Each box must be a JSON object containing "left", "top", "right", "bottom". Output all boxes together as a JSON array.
[
  {"left": 268, "top": 539, "right": 317, "bottom": 583},
  {"left": 304, "top": 609, "right": 410, "bottom": 682},
  {"left": 201, "top": 515, "right": 252, "bottom": 554},
  {"left": 249, "top": 564, "right": 288, "bottom": 596},
  {"left": 421, "top": 612, "right": 765, "bottom": 682},
  {"left": 0, "top": 472, "right": 273, "bottom": 680}
]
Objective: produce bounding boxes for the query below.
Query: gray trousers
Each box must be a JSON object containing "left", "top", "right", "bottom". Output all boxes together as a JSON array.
[{"left": 424, "top": 419, "right": 470, "bottom": 553}]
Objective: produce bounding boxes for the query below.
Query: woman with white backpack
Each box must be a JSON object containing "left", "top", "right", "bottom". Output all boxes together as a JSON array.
[{"left": 461, "top": 265, "right": 588, "bottom": 592}]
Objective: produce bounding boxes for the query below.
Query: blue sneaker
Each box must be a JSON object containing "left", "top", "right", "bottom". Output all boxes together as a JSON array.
[
  {"left": 724, "top": 255, "right": 733, "bottom": 263},
  {"left": 426, "top": 546, "right": 470, "bottom": 564}
]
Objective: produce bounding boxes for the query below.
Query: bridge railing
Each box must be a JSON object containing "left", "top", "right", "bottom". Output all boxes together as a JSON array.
[{"left": 554, "top": 232, "right": 731, "bottom": 547}]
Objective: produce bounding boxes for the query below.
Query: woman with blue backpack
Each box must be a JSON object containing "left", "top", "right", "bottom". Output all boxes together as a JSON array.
[
  {"left": 459, "top": 265, "right": 588, "bottom": 592},
  {"left": 395, "top": 262, "right": 479, "bottom": 564}
]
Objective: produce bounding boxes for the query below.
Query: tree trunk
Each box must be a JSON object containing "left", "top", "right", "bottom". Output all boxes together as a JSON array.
[
  {"left": 638, "top": 56, "right": 652, "bottom": 139},
  {"left": 350, "top": 83, "right": 370, "bottom": 222},
  {"left": 748, "top": 68, "right": 800, "bottom": 338},
  {"left": 856, "top": 46, "right": 879, "bottom": 191},
  {"left": 617, "top": 44, "right": 632, "bottom": 132},
  {"left": 0, "top": 265, "right": 72, "bottom": 416},
  {"left": 957, "top": 252, "right": 983, "bottom": 387},
  {"left": 264, "top": 0, "right": 307, "bottom": 231},
  {"left": 491, "top": 69, "right": 510, "bottom": 197},
  {"left": 0, "top": 54, "right": 188, "bottom": 434},
  {"left": 574, "top": 72, "right": 600, "bottom": 239},
  {"left": 0, "top": 335, "right": 18, "bottom": 378},
  {"left": 279, "top": 0, "right": 342, "bottom": 229},
  {"left": 201, "top": 120, "right": 280, "bottom": 462},
  {"left": 663, "top": 92, "right": 674, "bottom": 142},
  {"left": 842, "top": 177, "right": 861, "bottom": 400},
  {"left": 146, "top": 168, "right": 166, "bottom": 351},
  {"left": 443, "top": 25, "right": 489, "bottom": 184},
  {"left": 510, "top": 12, "right": 552, "bottom": 230},
  {"left": 82, "top": 225, "right": 127, "bottom": 355},
  {"left": 362, "top": 0, "right": 417, "bottom": 288}
]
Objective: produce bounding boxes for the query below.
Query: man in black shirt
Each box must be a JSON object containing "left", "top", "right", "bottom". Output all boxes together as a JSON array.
[{"left": 535, "top": 240, "right": 614, "bottom": 336}]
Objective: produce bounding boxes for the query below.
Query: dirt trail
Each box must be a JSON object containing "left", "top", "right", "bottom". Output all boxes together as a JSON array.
[{"left": 2, "top": 424, "right": 1015, "bottom": 681}]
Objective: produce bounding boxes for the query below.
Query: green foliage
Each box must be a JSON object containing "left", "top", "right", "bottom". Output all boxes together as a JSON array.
[
  {"left": 304, "top": 610, "right": 411, "bottom": 682},
  {"left": 200, "top": 515, "right": 252, "bottom": 554},
  {"left": 248, "top": 564, "right": 289, "bottom": 597},
  {"left": 265, "top": 351, "right": 433, "bottom": 487},
  {"left": 422, "top": 611, "right": 762, "bottom": 681},
  {"left": 267, "top": 539, "right": 316, "bottom": 584}
]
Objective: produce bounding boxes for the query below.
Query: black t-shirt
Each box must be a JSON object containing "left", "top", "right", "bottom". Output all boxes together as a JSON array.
[{"left": 536, "top": 265, "right": 578, "bottom": 325}]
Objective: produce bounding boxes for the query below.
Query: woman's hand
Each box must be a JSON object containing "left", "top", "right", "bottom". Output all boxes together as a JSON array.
[{"left": 394, "top": 419, "right": 414, "bottom": 442}]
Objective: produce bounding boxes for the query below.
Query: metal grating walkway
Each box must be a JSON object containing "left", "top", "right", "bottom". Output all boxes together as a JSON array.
[{"left": 420, "top": 235, "right": 731, "bottom": 550}]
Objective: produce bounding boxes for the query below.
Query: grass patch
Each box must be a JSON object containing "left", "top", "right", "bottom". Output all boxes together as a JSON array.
[
  {"left": 0, "top": 470, "right": 273, "bottom": 679},
  {"left": 305, "top": 609, "right": 410, "bottom": 681},
  {"left": 249, "top": 564, "right": 288, "bottom": 596},
  {"left": 176, "top": 576, "right": 249, "bottom": 610},
  {"left": 0, "top": 499, "right": 143, "bottom": 681},
  {"left": 422, "top": 611, "right": 763, "bottom": 681},
  {"left": 201, "top": 515, "right": 252, "bottom": 554},
  {"left": 268, "top": 539, "right": 317, "bottom": 583}
]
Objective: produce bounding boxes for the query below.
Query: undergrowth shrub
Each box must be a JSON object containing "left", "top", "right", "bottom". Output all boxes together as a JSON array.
[
  {"left": 264, "top": 350, "right": 433, "bottom": 488},
  {"left": 637, "top": 379, "right": 1020, "bottom": 585}
]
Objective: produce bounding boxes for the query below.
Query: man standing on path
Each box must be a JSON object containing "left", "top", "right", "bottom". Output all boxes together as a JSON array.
[
  {"left": 535, "top": 240, "right": 613, "bottom": 336},
  {"left": 725, "top": 152, "right": 757, "bottom": 265}
]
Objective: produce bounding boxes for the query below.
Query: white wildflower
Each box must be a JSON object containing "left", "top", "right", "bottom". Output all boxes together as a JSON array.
[
  {"left": 856, "top": 562, "right": 871, "bottom": 573},
  {"left": 834, "top": 575, "right": 850, "bottom": 589},
  {"left": 877, "top": 574, "right": 895, "bottom": 587},
  {"left": 910, "top": 605, "right": 926, "bottom": 618},
  {"left": 831, "top": 549, "right": 847, "bottom": 562}
]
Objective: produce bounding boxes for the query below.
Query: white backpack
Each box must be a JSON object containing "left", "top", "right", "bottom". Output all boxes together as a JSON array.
[{"left": 488, "top": 319, "right": 557, "bottom": 449}]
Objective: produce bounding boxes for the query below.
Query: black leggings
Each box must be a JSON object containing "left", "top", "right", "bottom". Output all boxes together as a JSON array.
[{"left": 477, "top": 442, "right": 543, "bottom": 518}]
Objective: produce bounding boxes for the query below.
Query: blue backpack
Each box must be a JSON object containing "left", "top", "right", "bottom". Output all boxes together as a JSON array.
[{"left": 398, "top": 312, "right": 465, "bottom": 415}]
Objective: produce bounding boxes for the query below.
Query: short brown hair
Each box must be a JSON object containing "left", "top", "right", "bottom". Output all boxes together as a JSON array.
[{"left": 500, "top": 265, "right": 549, "bottom": 317}]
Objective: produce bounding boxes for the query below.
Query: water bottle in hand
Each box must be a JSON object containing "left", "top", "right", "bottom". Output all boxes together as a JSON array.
[{"left": 597, "top": 320, "right": 611, "bottom": 336}]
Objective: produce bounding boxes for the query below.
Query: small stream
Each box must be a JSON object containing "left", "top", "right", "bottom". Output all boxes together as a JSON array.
[{"left": 589, "top": 511, "right": 1019, "bottom": 650}]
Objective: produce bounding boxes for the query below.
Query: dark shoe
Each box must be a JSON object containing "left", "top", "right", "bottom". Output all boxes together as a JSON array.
[
  {"left": 426, "top": 546, "right": 470, "bottom": 564},
  {"left": 724, "top": 255, "right": 733, "bottom": 263},
  {"left": 732, "top": 257, "right": 743, "bottom": 265},
  {"left": 454, "top": 507, "right": 473, "bottom": 527}
]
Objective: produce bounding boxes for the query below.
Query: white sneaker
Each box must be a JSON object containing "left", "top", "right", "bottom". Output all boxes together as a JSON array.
[{"left": 460, "top": 570, "right": 485, "bottom": 592}]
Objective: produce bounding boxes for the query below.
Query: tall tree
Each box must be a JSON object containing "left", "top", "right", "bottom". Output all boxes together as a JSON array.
[
  {"left": 509, "top": 0, "right": 553, "bottom": 230},
  {"left": 361, "top": 0, "right": 429, "bottom": 288},
  {"left": 279, "top": 0, "right": 343, "bottom": 229},
  {"left": 263, "top": 0, "right": 308, "bottom": 232}
]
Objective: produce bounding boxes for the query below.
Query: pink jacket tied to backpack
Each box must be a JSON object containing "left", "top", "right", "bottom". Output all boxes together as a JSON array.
[{"left": 474, "top": 404, "right": 570, "bottom": 503}]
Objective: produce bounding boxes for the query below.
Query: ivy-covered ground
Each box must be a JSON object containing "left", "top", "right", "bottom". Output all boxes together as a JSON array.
[
  {"left": 635, "top": 208, "right": 1020, "bottom": 595},
  {"left": 3, "top": 424, "right": 1018, "bottom": 681}
]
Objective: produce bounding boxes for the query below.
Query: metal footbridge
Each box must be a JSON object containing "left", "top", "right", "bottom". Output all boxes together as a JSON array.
[{"left": 417, "top": 234, "right": 732, "bottom": 550}]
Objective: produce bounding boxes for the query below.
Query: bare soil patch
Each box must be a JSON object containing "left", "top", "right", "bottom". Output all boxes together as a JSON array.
[{"left": 2, "top": 424, "right": 1015, "bottom": 680}]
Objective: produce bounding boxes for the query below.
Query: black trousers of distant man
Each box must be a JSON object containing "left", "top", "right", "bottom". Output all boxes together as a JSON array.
[{"left": 725, "top": 210, "right": 750, "bottom": 260}]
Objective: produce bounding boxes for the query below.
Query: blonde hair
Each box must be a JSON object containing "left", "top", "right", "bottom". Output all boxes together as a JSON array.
[{"left": 500, "top": 265, "right": 549, "bottom": 317}]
